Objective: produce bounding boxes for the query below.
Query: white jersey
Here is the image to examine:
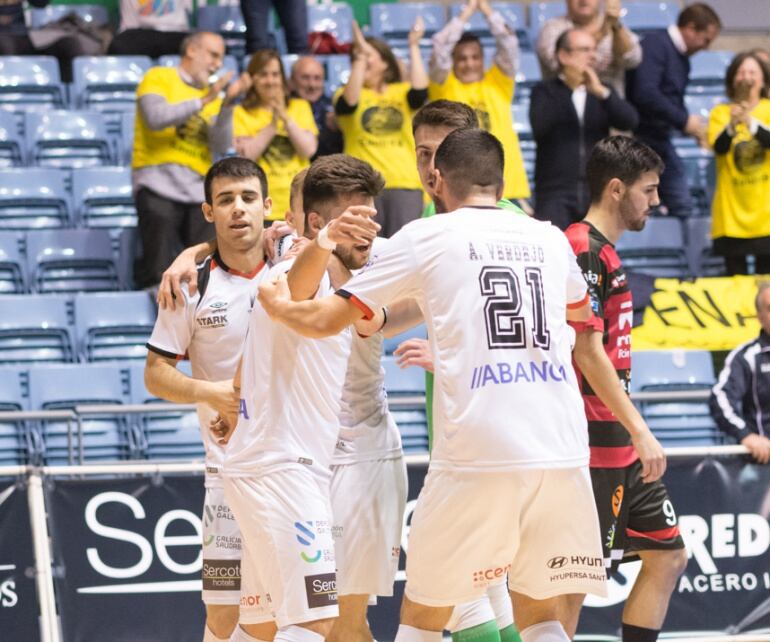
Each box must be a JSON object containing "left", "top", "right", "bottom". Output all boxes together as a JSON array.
[
  {"left": 147, "top": 253, "right": 268, "bottom": 483},
  {"left": 223, "top": 259, "right": 352, "bottom": 477},
  {"left": 339, "top": 207, "right": 590, "bottom": 472}
]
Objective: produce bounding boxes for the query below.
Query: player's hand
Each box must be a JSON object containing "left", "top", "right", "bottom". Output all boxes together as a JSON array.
[
  {"left": 223, "top": 71, "right": 252, "bottom": 107},
  {"left": 202, "top": 380, "right": 239, "bottom": 423},
  {"left": 729, "top": 101, "right": 751, "bottom": 129},
  {"left": 604, "top": 0, "right": 622, "bottom": 24},
  {"left": 263, "top": 220, "right": 295, "bottom": 263},
  {"left": 202, "top": 71, "right": 233, "bottom": 106},
  {"left": 394, "top": 338, "right": 434, "bottom": 373},
  {"left": 284, "top": 236, "right": 312, "bottom": 261},
  {"left": 210, "top": 413, "right": 236, "bottom": 445},
  {"left": 583, "top": 66, "right": 608, "bottom": 98},
  {"left": 741, "top": 433, "right": 770, "bottom": 464},
  {"left": 325, "top": 206, "right": 380, "bottom": 246},
  {"left": 157, "top": 248, "right": 199, "bottom": 310},
  {"left": 258, "top": 273, "right": 291, "bottom": 317},
  {"left": 632, "top": 428, "right": 666, "bottom": 482}
]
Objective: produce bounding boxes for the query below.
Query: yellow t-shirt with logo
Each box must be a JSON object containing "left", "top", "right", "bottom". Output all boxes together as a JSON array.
[
  {"left": 709, "top": 99, "right": 770, "bottom": 240},
  {"left": 233, "top": 98, "right": 318, "bottom": 221},
  {"left": 429, "top": 65, "right": 530, "bottom": 199},
  {"left": 133, "top": 66, "right": 221, "bottom": 177},
  {"left": 334, "top": 82, "right": 422, "bottom": 190}
]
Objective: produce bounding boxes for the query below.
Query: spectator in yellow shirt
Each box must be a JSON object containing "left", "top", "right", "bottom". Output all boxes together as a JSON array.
[
  {"left": 216, "top": 49, "right": 318, "bottom": 222},
  {"left": 708, "top": 51, "right": 770, "bottom": 275},
  {"left": 335, "top": 20, "right": 428, "bottom": 237},
  {"left": 428, "top": 0, "right": 530, "bottom": 206}
]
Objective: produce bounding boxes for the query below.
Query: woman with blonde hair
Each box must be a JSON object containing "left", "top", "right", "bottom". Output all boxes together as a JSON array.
[
  {"left": 335, "top": 19, "right": 428, "bottom": 237},
  {"left": 709, "top": 51, "right": 770, "bottom": 275}
]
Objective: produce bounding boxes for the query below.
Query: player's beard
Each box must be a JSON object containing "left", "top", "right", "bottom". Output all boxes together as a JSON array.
[
  {"left": 619, "top": 193, "right": 647, "bottom": 232},
  {"left": 334, "top": 245, "right": 369, "bottom": 271}
]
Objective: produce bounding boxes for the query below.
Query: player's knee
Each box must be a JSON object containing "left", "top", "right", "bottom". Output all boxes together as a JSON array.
[
  {"left": 643, "top": 548, "right": 688, "bottom": 582},
  {"left": 206, "top": 604, "right": 239, "bottom": 638},
  {"left": 297, "top": 616, "right": 337, "bottom": 638},
  {"left": 401, "top": 596, "right": 452, "bottom": 631}
]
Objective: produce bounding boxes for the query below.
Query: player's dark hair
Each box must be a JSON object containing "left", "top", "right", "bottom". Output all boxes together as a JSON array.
[
  {"left": 412, "top": 99, "right": 479, "bottom": 135},
  {"left": 433, "top": 128, "right": 504, "bottom": 200},
  {"left": 204, "top": 156, "right": 268, "bottom": 205},
  {"left": 725, "top": 52, "right": 770, "bottom": 100},
  {"left": 303, "top": 154, "right": 385, "bottom": 220},
  {"left": 586, "top": 136, "right": 664, "bottom": 204},
  {"left": 677, "top": 3, "right": 721, "bottom": 31},
  {"left": 289, "top": 167, "right": 308, "bottom": 227}
]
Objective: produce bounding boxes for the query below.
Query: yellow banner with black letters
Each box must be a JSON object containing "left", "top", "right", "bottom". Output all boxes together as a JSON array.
[{"left": 632, "top": 275, "right": 765, "bottom": 351}]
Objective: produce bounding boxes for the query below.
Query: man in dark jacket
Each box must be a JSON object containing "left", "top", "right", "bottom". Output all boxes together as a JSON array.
[
  {"left": 710, "top": 283, "right": 770, "bottom": 464},
  {"left": 530, "top": 28, "right": 638, "bottom": 230},
  {"left": 626, "top": 3, "right": 721, "bottom": 217}
]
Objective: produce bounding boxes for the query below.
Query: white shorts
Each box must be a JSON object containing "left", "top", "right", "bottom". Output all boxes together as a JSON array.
[
  {"left": 201, "top": 485, "right": 242, "bottom": 605},
  {"left": 405, "top": 466, "right": 607, "bottom": 606},
  {"left": 330, "top": 456, "right": 407, "bottom": 597},
  {"left": 223, "top": 465, "right": 339, "bottom": 627}
]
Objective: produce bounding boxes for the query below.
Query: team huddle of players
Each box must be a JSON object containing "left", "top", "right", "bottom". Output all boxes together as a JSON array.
[{"left": 144, "top": 99, "right": 688, "bottom": 642}]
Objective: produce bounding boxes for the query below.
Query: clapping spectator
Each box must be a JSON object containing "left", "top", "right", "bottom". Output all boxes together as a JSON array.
[
  {"left": 289, "top": 56, "right": 343, "bottom": 158},
  {"left": 132, "top": 32, "right": 238, "bottom": 288},
  {"left": 216, "top": 50, "right": 318, "bottom": 223},
  {"left": 627, "top": 3, "right": 721, "bottom": 217},
  {"left": 429, "top": 0, "right": 530, "bottom": 206},
  {"left": 710, "top": 283, "right": 770, "bottom": 464},
  {"left": 536, "top": 0, "right": 641, "bottom": 97},
  {"left": 708, "top": 52, "right": 770, "bottom": 275},
  {"left": 530, "top": 29, "right": 638, "bottom": 229},
  {"left": 108, "top": 0, "right": 191, "bottom": 57},
  {"left": 335, "top": 20, "right": 428, "bottom": 237}
]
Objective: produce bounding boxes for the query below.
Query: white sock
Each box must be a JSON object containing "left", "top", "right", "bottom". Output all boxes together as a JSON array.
[
  {"left": 446, "top": 596, "right": 496, "bottom": 632},
  {"left": 486, "top": 581, "right": 515, "bottom": 629},
  {"left": 394, "top": 624, "right": 443, "bottom": 642},
  {"left": 274, "top": 625, "right": 325, "bottom": 642},
  {"left": 519, "top": 620, "right": 569, "bottom": 642},
  {"left": 229, "top": 625, "right": 270, "bottom": 642},
  {"left": 203, "top": 624, "right": 229, "bottom": 642}
]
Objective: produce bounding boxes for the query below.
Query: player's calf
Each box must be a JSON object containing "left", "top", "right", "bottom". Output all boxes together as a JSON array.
[
  {"left": 203, "top": 604, "right": 239, "bottom": 641},
  {"left": 327, "top": 594, "right": 374, "bottom": 642},
  {"left": 447, "top": 595, "right": 501, "bottom": 641}
]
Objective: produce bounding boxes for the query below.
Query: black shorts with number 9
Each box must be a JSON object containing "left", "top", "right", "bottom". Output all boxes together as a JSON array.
[{"left": 591, "top": 459, "right": 685, "bottom": 571}]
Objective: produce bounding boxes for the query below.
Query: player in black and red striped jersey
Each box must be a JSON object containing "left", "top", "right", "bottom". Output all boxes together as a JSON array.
[{"left": 565, "top": 137, "right": 688, "bottom": 642}]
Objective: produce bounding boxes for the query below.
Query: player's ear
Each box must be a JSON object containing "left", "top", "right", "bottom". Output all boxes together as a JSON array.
[
  {"left": 263, "top": 196, "right": 273, "bottom": 220},
  {"left": 306, "top": 211, "right": 324, "bottom": 236},
  {"left": 607, "top": 177, "right": 625, "bottom": 203},
  {"left": 202, "top": 202, "right": 214, "bottom": 223},
  {"left": 496, "top": 179, "right": 504, "bottom": 202}
]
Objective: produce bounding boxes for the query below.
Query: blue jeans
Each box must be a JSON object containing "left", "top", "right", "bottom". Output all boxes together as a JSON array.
[
  {"left": 637, "top": 135, "right": 694, "bottom": 217},
  {"left": 240, "top": 0, "right": 308, "bottom": 54}
]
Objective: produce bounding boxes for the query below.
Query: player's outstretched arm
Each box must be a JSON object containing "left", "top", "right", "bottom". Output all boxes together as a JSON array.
[
  {"left": 259, "top": 274, "right": 364, "bottom": 337},
  {"left": 157, "top": 239, "right": 217, "bottom": 310},
  {"left": 573, "top": 329, "right": 666, "bottom": 483},
  {"left": 144, "top": 352, "right": 239, "bottom": 421},
  {"left": 382, "top": 298, "right": 424, "bottom": 337}
]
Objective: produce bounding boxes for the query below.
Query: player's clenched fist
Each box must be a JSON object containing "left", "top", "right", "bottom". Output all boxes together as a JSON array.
[{"left": 258, "top": 273, "right": 292, "bottom": 317}]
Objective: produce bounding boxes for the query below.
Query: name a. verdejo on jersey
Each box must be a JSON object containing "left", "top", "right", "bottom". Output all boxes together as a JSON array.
[{"left": 470, "top": 360, "right": 569, "bottom": 390}]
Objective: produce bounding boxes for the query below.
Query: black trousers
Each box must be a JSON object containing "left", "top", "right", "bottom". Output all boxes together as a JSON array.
[
  {"left": 108, "top": 29, "right": 189, "bottom": 58},
  {"left": 534, "top": 189, "right": 588, "bottom": 231},
  {"left": 135, "top": 187, "right": 213, "bottom": 288}
]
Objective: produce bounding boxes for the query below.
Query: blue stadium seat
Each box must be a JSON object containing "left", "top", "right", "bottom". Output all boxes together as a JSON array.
[
  {"left": 449, "top": 2, "right": 529, "bottom": 49},
  {"left": 120, "top": 110, "right": 135, "bottom": 165},
  {"left": 512, "top": 102, "right": 535, "bottom": 163},
  {"left": 0, "top": 232, "right": 25, "bottom": 293},
  {"left": 308, "top": 3, "right": 354, "bottom": 43},
  {"left": 369, "top": 2, "right": 446, "bottom": 47},
  {"left": 323, "top": 54, "right": 351, "bottom": 95},
  {"left": 26, "top": 110, "right": 113, "bottom": 168},
  {"left": 71, "top": 56, "right": 153, "bottom": 115},
  {"left": 158, "top": 55, "right": 240, "bottom": 78},
  {"left": 0, "top": 366, "right": 38, "bottom": 466},
  {"left": 0, "top": 294, "right": 75, "bottom": 364},
  {"left": 679, "top": 147, "right": 715, "bottom": 217},
  {"left": 383, "top": 324, "right": 427, "bottom": 356},
  {"left": 688, "top": 51, "right": 732, "bottom": 95},
  {"left": 0, "top": 168, "right": 70, "bottom": 230},
  {"left": 0, "top": 56, "right": 65, "bottom": 108},
  {"left": 615, "top": 217, "right": 689, "bottom": 278},
  {"left": 26, "top": 228, "right": 120, "bottom": 293},
  {"left": 529, "top": 1, "right": 564, "bottom": 44},
  {"left": 74, "top": 292, "right": 155, "bottom": 362},
  {"left": 29, "top": 363, "right": 137, "bottom": 464},
  {"left": 622, "top": 1, "right": 678, "bottom": 34},
  {"left": 128, "top": 362, "right": 205, "bottom": 460},
  {"left": 515, "top": 51, "right": 541, "bottom": 102},
  {"left": 632, "top": 350, "right": 722, "bottom": 446},
  {"left": 686, "top": 216, "right": 726, "bottom": 277},
  {"left": 72, "top": 166, "right": 136, "bottom": 228},
  {"left": 0, "top": 110, "right": 24, "bottom": 167},
  {"left": 29, "top": 4, "right": 109, "bottom": 29},
  {"left": 383, "top": 355, "right": 428, "bottom": 453},
  {"left": 197, "top": 5, "right": 247, "bottom": 58}
]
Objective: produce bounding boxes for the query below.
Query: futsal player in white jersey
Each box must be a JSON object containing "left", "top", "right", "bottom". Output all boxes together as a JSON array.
[
  {"left": 144, "top": 157, "right": 272, "bottom": 642},
  {"left": 215, "top": 154, "right": 384, "bottom": 642},
  {"left": 257, "top": 129, "right": 607, "bottom": 642}
]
